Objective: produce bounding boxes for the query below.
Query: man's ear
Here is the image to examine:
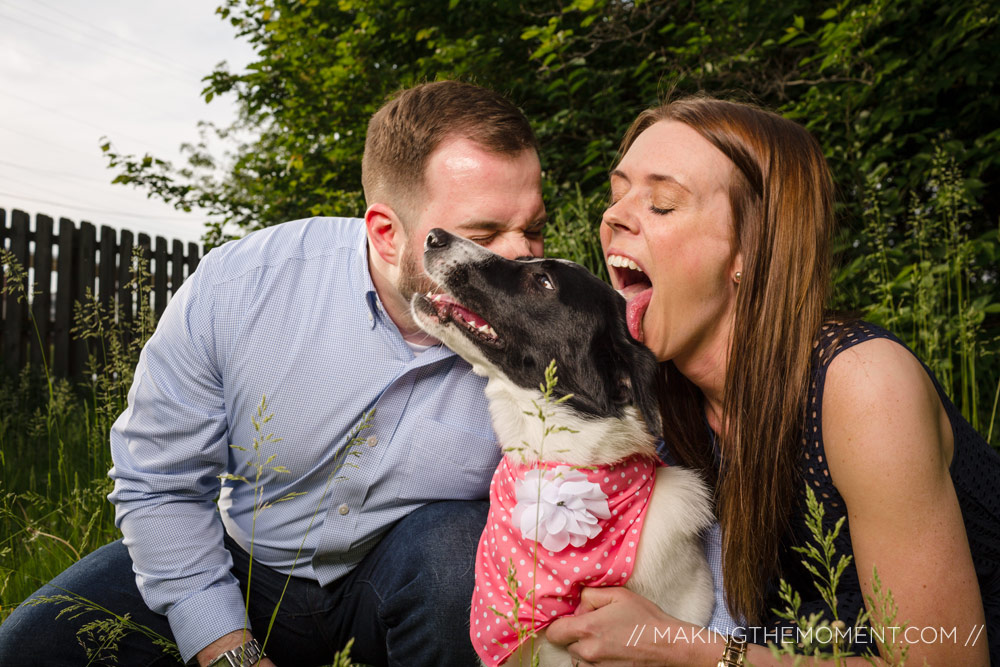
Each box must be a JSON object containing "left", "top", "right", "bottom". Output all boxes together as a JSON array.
[{"left": 365, "top": 202, "right": 406, "bottom": 267}]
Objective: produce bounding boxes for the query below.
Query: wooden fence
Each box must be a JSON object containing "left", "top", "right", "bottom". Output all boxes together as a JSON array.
[{"left": 1, "top": 208, "right": 203, "bottom": 379}]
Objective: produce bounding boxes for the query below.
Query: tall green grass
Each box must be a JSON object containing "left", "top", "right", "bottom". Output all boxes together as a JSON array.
[
  {"left": 0, "top": 250, "right": 152, "bottom": 624},
  {"left": 833, "top": 143, "right": 1000, "bottom": 443}
]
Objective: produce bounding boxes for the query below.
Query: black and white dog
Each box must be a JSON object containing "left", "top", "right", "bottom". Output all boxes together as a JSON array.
[{"left": 411, "top": 228, "right": 713, "bottom": 667}]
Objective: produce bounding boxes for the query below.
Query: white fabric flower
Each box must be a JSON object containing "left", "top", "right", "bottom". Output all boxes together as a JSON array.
[{"left": 512, "top": 466, "right": 611, "bottom": 553}]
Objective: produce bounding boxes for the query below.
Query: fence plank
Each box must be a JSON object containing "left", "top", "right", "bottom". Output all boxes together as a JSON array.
[
  {"left": 99, "top": 226, "right": 116, "bottom": 309},
  {"left": 2, "top": 210, "right": 30, "bottom": 370},
  {"left": 118, "top": 229, "right": 134, "bottom": 351},
  {"left": 0, "top": 208, "right": 6, "bottom": 361},
  {"left": 187, "top": 241, "right": 200, "bottom": 275},
  {"left": 53, "top": 218, "right": 74, "bottom": 377},
  {"left": 70, "top": 222, "right": 96, "bottom": 377},
  {"left": 136, "top": 234, "right": 151, "bottom": 346},
  {"left": 137, "top": 232, "right": 151, "bottom": 322},
  {"left": 118, "top": 230, "right": 134, "bottom": 320},
  {"left": 98, "top": 226, "right": 117, "bottom": 369},
  {"left": 170, "top": 239, "right": 184, "bottom": 300},
  {"left": 31, "top": 214, "right": 54, "bottom": 369},
  {"left": 153, "top": 236, "right": 167, "bottom": 320}
]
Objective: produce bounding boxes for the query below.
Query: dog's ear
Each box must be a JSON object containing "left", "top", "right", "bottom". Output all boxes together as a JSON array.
[{"left": 616, "top": 340, "right": 663, "bottom": 439}]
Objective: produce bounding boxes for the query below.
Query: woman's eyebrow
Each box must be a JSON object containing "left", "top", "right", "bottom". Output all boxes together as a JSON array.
[
  {"left": 610, "top": 168, "right": 690, "bottom": 193},
  {"left": 646, "top": 173, "right": 691, "bottom": 193}
]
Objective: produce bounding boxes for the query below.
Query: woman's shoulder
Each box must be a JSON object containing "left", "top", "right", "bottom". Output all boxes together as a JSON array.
[
  {"left": 818, "top": 321, "right": 951, "bottom": 495},
  {"left": 810, "top": 320, "right": 936, "bottom": 421},
  {"left": 812, "top": 319, "right": 904, "bottom": 367}
]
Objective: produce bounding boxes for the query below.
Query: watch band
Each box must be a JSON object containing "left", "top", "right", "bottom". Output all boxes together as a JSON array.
[
  {"left": 207, "top": 637, "right": 265, "bottom": 667},
  {"left": 716, "top": 633, "right": 747, "bottom": 667}
]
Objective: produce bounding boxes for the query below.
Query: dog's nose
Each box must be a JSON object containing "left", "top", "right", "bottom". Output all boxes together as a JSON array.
[{"left": 425, "top": 228, "right": 450, "bottom": 249}]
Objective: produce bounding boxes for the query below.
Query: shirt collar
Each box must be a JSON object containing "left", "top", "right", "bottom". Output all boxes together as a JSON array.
[
  {"left": 350, "top": 224, "right": 457, "bottom": 364},
  {"left": 348, "top": 227, "right": 380, "bottom": 330}
]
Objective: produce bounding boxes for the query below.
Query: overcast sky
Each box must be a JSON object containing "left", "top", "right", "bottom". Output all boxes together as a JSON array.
[{"left": 1, "top": 0, "right": 256, "bottom": 246}]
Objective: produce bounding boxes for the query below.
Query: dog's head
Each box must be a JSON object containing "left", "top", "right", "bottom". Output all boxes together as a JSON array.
[{"left": 410, "top": 228, "right": 663, "bottom": 439}]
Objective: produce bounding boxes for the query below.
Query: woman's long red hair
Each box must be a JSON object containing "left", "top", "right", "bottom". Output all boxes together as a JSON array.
[{"left": 618, "top": 95, "right": 835, "bottom": 623}]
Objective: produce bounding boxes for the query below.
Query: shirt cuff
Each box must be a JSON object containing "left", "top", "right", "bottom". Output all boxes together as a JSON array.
[{"left": 167, "top": 581, "right": 250, "bottom": 664}]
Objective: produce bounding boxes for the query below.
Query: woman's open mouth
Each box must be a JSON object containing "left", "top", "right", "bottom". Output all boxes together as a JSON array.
[{"left": 607, "top": 254, "right": 652, "bottom": 343}]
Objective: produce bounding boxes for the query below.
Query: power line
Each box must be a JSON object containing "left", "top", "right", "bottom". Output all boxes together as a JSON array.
[
  {"left": 3, "top": 90, "right": 164, "bottom": 153},
  {"left": 31, "top": 0, "right": 209, "bottom": 80},
  {"left": 1, "top": 2, "right": 205, "bottom": 81},
  {"left": 0, "top": 159, "right": 117, "bottom": 185},
  {"left": 5, "top": 44, "right": 180, "bottom": 114},
  {"left": 0, "top": 125, "right": 103, "bottom": 160},
  {"left": 0, "top": 168, "right": 192, "bottom": 216},
  {"left": 0, "top": 9, "right": 198, "bottom": 86},
  {"left": 0, "top": 190, "right": 203, "bottom": 223},
  {"left": 0, "top": 171, "right": 111, "bottom": 202}
]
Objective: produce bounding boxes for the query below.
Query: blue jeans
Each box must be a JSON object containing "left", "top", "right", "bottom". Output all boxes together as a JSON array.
[{"left": 0, "top": 500, "right": 488, "bottom": 666}]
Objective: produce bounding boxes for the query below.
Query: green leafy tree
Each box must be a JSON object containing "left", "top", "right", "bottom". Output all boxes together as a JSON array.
[{"left": 102, "top": 0, "right": 999, "bottom": 437}]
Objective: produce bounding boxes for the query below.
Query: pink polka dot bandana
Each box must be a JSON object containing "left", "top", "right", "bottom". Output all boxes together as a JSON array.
[{"left": 471, "top": 454, "right": 660, "bottom": 666}]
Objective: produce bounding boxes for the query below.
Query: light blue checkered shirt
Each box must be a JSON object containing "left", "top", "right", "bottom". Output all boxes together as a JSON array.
[{"left": 108, "top": 217, "right": 502, "bottom": 661}]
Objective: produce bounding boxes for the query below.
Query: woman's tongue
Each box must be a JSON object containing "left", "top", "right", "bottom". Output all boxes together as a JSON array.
[{"left": 618, "top": 283, "right": 653, "bottom": 342}]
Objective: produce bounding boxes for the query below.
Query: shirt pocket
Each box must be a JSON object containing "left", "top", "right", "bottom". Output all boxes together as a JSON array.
[{"left": 396, "top": 416, "right": 501, "bottom": 501}]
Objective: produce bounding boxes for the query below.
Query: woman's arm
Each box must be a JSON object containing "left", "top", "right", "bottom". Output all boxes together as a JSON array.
[
  {"left": 821, "top": 337, "right": 988, "bottom": 666},
  {"left": 546, "top": 337, "right": 989, "bottom": 666}
]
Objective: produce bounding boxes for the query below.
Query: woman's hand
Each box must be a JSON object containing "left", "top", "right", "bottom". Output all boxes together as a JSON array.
[{"left": 545, "top": 586, "right": 719, "bottom": 666}]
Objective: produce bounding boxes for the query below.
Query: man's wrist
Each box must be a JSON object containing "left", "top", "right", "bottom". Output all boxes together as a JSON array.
[{"left": 196, "top": 630, "right": 259, "bottom": 667}]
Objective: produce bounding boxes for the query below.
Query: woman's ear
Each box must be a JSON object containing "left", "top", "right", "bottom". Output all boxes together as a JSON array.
[
  {"left": 365, "top": 202, "right": 405, "bottom": 267},
  {"left": 731, "top": 250, "right": 744, "bottom": 285}
]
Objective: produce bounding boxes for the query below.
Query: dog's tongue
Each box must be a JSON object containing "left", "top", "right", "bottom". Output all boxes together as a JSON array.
[{"left": 618, "top": 284, "right": 653, "bottom": 343}]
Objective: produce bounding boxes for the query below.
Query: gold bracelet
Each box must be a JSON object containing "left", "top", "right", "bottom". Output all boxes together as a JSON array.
[{"left": 716, "top": 634, "right": 747, "bottom": 667}]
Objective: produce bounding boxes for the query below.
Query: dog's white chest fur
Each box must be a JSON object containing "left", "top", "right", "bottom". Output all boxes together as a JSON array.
[{"left": 475, "top": 373, "right": 716, "bottom": 667}]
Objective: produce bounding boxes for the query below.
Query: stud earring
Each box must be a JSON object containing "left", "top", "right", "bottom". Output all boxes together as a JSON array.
[{"left": 734, "top": 271, "right": 742, "bottom": 284}]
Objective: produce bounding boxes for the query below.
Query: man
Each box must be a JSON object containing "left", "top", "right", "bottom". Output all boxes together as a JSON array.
[{"left": 0, "top": 80, "right": 546, "bottom": 666}]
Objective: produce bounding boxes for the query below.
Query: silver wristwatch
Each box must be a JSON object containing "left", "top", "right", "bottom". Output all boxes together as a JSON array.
[{"left": 207, "top": 637, "right": 265, "bottom": 666}]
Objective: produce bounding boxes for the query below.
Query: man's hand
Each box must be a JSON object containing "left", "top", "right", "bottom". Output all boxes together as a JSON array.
[{"left": 196, "top": 630, "right": 276, "bottom": 667}]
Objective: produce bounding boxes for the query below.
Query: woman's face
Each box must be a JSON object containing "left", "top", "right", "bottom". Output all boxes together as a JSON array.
[{"left": 602, "top": 120, "right": 741, "bottom": 370}]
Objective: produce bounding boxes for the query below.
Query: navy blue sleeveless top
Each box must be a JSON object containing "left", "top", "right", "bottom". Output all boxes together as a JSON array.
[{"left": 757, "top": 321, "right": 1000, "bottom": 661}]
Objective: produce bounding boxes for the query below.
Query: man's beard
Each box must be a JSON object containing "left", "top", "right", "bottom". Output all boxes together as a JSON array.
[{"left": 396, "top": 237, "right": 438, "bottom": 303}]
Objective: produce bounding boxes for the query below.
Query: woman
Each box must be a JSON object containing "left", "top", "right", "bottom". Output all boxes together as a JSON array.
[{"left": 546, "top": 95, "right": 998, "bottom": 666}]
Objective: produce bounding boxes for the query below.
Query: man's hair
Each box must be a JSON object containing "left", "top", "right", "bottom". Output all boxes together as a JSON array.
[{"left": 361, "top": 81, "right": 538, "bottom": 220}]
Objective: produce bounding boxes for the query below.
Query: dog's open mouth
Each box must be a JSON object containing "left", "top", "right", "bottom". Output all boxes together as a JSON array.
[{"left": 423, "top": 292, "right": 501, "bottom": 345}]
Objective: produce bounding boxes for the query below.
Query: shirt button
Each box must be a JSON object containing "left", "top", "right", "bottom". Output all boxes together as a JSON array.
[
  {"left": 367, "top": 311, "right": 373, "bottom": 322},
  {"left": 366, "top": 435, "right": 378, "bottom": 447},
  {"left": 338, "top": 503, "right": 349, "bottom": 515}
]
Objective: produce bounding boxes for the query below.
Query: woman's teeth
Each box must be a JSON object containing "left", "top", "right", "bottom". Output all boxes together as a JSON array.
[{"left": 607, "top": 254, "right": 644, "bottom": 272}]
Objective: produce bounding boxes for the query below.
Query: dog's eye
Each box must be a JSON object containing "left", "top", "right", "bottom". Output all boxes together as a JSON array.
[{"left": 534, "top": 273, "right": 554, "bottom": 290}]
